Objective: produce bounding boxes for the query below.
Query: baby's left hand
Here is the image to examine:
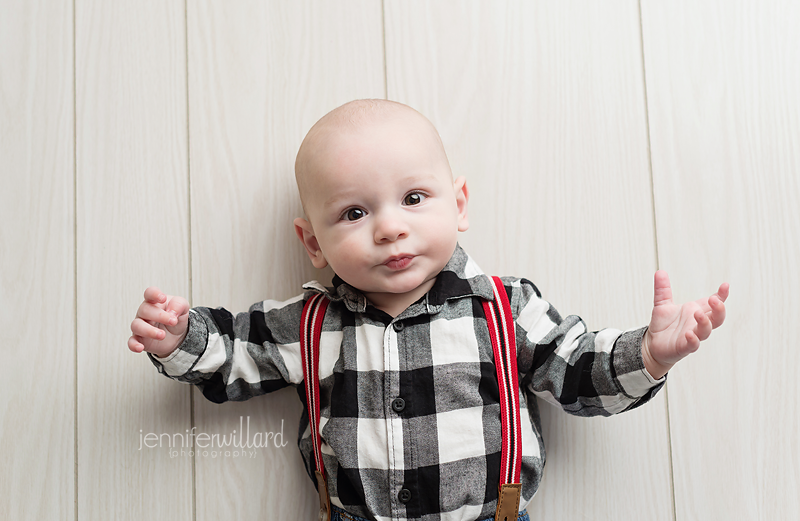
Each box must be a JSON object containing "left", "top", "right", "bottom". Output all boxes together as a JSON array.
[{"left": 642, "top": 271, "right": 729, "bottom": 379}]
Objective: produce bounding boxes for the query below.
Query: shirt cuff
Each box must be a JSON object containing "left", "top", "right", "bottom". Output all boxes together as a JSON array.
[
  {"left": 147, "top": 310, "right": 208, "bottom": 377},
  {"left": 611, "top": 326, "right": 665, "bottom": 398}
]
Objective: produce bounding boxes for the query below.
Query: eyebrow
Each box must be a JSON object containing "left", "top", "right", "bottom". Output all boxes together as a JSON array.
[{"left": 322, "top": 193, "right": 354, "bottom": 211}]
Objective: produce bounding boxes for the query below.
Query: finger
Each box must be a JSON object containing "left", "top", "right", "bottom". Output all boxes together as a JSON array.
[
  {"left": 137, "top": 301, "right": 178, "bottom": 326},
  {"left": 682, "top": 330, "right": 701, "bottom": 356},
  {"left": 707, "top": 295, "right": 727, "bottom": 329},
  {"left": 165, "top": 296, "right": 190, "bottom": 317},
  {"left": 716, "top": 282, "right": 730, "bottom": 303},
  {"left": 128, "top": 335, "right": 145, "bottom": 353},
  {"left": 143, "top": 286, "right": 167, "bottom": 304},
  {"left": 694, "top": 282, "right": 730, "bottom": 310},
  {"left": 653, "top": 270, "right": 673, "bottom": 307},
  {"left": 131, "top": 317, "right": 167, "bottom": 340},
  {"left": 693, "top": 309, "right": 713, "bottom": 342}
]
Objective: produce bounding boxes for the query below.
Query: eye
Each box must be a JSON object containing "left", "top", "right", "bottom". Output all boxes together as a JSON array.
[
  {"left": 403, "top": 193, "right": 426, "bottom": 206},
  {"left": 344, "top": 208, "right": 366, "bottom": 221}
]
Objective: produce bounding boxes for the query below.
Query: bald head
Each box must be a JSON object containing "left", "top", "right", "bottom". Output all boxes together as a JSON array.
[{"left": 295, "top": 99, "right": 451, "bottom": 213}]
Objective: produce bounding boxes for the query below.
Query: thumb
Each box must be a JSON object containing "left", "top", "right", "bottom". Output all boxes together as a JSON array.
[{"left": 653, "top": 270, "right": 673, "bottom": 307}]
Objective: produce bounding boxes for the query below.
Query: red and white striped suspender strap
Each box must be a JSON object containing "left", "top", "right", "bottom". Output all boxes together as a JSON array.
[
  {"left": 482, "top": 276, "right": 523, "bottom": 521},
  {"left": 300, "top": 277, "right": 522, "bottom": 521},
  {"left": 300, "top": 293, "right": 331, "bottom": 521}
]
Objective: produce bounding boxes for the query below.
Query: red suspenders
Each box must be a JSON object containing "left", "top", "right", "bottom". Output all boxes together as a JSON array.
[
  {"left": 300, "top": 277, "right": 522, "bottom": 521},
  {"left": 300, "top": 293, "right": 332, "bottom": 521},
  {"left": 481, "top": 276, "right": 523, "bottom": 521}
]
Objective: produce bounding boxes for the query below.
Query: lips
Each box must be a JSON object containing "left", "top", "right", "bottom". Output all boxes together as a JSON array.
[{"left": 382, "top": 255, "right": 414, "bottom": 270}]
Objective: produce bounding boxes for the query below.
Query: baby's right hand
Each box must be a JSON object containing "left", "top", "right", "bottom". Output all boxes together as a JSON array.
[{"left": 128, "top": 287, "right": 191, "bottom": 358}]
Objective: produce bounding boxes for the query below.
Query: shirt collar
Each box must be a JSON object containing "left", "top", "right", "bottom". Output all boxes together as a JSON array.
[{"left": 301, "top": 244, "right": 495, "bottom": 315}]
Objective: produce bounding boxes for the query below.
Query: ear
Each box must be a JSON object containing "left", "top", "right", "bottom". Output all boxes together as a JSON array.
[
  {"left": 293, "top": 217, "right": 329, "bottom": 269},
  {"left": 453, "top": 176, "right": 469, "bottom": 232}
]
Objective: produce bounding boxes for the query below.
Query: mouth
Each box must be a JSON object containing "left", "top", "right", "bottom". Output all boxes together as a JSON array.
[{"left": 382, "top": 254, "right": 415, "bottom": 270}]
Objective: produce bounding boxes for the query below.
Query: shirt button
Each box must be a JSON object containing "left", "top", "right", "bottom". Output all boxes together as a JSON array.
[
  {"left": 391, "top": 397, "right": 406, "bottom": 413},
  {"left": 393, "top": 321, "right": 404, "bottom": 332},
  {"left": 398, "top": 488, "right": 412, "bottom": 503}
]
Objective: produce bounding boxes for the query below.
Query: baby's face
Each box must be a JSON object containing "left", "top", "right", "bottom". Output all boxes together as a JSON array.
[{"left": 295, "top": 110, "right": 468, "bottom": 311}]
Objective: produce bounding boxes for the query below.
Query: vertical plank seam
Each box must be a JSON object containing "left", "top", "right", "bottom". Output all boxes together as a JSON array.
[
  {"left": 637, "top": 2, "right": 676, "bottom": 521},
  {"left": 381, "top": 0, "right": 388, "bottom": 99},
  {"left": 73, "top": 0, "right": 79, "bottom": 518},
  {"left": 183, "top": 0, "right": 197, "bottom": 519},
  {"left": 638, "top": 0, "right": 660, "bottom": 270}
]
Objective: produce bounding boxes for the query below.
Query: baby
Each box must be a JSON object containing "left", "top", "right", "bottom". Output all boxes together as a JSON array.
[{"left": 129, "top": 99, "right": 728, "bottom": 521}]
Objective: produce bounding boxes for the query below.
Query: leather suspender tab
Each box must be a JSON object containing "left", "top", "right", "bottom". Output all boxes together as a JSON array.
[
  {"left": 495, "top": 483, "right": 522, "bottom": 521},
  {"left": 316, "top": 470, "right": 331, "bottom": 521}
]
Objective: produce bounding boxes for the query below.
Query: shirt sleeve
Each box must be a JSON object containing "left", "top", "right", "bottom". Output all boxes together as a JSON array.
[
  {"left": 508, "top": 277, "right": 666, "bottom": 417},
  {"left": 147, "top": 294, "right": 308, "bottom": 404}
]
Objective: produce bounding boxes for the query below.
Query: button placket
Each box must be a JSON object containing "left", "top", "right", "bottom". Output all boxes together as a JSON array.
[{"left": 383, "top": 317, "right": 405, "bottom": 515}]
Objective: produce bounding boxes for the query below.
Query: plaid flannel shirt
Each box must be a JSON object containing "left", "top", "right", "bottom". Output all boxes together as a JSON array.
[{"left": 149, "top": 245, "right": 665, "bottom": 521}]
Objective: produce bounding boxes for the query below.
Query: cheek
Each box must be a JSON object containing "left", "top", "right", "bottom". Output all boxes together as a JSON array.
[
  {"left": 321, "top": 229, "right": 368, "bottom": 264},
  {"left": 420, "top": 210, "right": 460, "bottom": 258},
  {"left": 418, "top": 205, "right": 459, "bottom": 238}
]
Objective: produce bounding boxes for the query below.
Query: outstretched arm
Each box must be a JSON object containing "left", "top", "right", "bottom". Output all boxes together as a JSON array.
[
  {"left": 642, "top": 271, "right": 730, "bottom": 379},
  {"left": 129, "top": 286, "right": 312, "bottom": 403}
]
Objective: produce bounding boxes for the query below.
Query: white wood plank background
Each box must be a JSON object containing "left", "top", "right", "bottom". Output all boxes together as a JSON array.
[
  {"left": 75, "top": 0, "right": 192, "bottom": 519},
  {"left": 0, "top": 1, "right": 75, "bottom": 519},
  {"left": 2, "top": 0, "right": 798, "bottom": 519},
  {"left": 642, "top": 1, "right": 800, "bottom": 519},
  {"left": 384, "top": 1, "right": 671, "bottom": 519}
]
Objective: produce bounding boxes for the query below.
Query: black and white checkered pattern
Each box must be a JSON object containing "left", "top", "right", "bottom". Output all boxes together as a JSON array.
[{"left": 150, "top": 245, "right": 665, "bottom": 521}]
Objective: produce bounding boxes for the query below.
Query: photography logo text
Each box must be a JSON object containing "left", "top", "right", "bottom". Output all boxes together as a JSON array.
[{"left": 138, "top": 416, "right": 288, "bottom": 459}]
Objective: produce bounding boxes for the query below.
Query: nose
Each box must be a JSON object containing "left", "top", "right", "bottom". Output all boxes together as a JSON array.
[{"left": 373, "top": 211, "right": 409, "bottom": 243}]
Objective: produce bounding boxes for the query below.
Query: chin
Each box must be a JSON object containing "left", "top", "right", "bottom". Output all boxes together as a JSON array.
[{"left": 387, "top": 274, "right": 435, "bottom": 295}]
